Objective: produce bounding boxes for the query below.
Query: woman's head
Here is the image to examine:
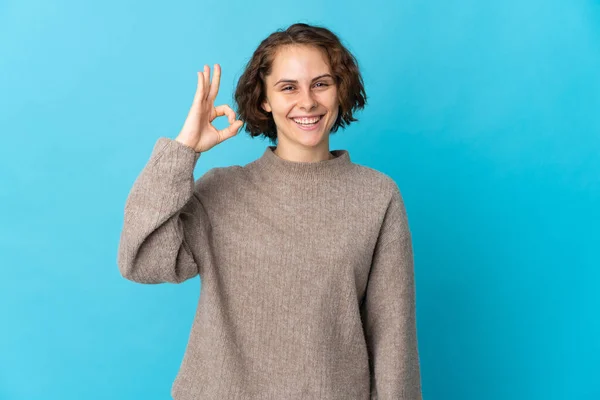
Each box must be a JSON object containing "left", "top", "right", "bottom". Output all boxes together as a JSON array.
[{"left": 234, "top": 23, "right": 367, "bottom": 147}]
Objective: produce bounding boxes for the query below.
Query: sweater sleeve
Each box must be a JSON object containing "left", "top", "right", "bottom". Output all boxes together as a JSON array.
[
  {"left": 116, "top": 137, "right": 207, "bottom": 284},
  {"left": 360, "top": 183, "right": 423, "bottom": 399}
]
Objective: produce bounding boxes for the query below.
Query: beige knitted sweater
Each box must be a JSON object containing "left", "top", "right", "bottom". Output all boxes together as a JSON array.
[{"left": 117, "top": 137, "right": 422, "bottom": 399}]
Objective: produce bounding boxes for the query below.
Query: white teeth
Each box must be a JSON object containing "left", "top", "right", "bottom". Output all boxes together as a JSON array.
[{"left": 293, "top": 116, "right": 321, "bottom": 124}]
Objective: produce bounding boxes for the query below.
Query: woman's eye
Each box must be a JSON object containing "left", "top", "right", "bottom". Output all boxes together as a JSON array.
[{"left": 282, "top": 83, "right": 329, "bottom": 92}]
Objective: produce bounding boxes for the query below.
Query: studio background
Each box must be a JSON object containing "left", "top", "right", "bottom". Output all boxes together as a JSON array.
[{"left": 1, "top": 0, "right": 598, "bottom": 399}]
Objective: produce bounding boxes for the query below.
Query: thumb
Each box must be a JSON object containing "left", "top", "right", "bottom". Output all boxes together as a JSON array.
[{"left": 218, "top": 120, "right": 243, "bottom": 141}]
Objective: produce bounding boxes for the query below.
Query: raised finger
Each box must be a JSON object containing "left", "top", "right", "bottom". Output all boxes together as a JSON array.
[
  {"left": 194, "top": 71, "right": 206, "bottom": 102},
  {"left": 208, "top": 64, "right": 221, "bottom": 100},
  {"left": 214, "top": 104, "right": 236, "bottom": 125},
  {"left": 202, "top": 65, "right": 210, "bottom": 98}
]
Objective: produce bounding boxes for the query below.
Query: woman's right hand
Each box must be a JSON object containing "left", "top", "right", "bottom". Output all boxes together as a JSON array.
[{"left": 175, "top": 64, "right": 244, "bottom": 153}]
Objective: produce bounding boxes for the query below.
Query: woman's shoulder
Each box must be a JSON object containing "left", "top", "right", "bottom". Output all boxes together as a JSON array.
[
  {"left": 193, "top": 164, "right": 246, "bottom": 195},
  {"left": 348, "top": 162, "right": 401, "bottom": 193}
]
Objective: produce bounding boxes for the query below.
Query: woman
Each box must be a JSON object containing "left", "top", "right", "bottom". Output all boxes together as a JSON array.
[{"left": 117, "top": 23, "right": 422, "bottom": 399}]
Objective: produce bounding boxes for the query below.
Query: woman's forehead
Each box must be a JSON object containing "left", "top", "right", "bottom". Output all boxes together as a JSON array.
[{"left": 269, "top": 46, "right": 331, "bottom": 80}]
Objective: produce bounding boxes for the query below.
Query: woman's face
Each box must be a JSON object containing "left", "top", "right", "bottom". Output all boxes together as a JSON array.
[{"left": 262, "top": 45, "right": 339, "bottom": 150}]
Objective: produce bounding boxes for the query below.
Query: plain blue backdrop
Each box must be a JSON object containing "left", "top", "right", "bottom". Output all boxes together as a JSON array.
[{"left": 1, "top": 0, "right": 599, "bottom": 399}]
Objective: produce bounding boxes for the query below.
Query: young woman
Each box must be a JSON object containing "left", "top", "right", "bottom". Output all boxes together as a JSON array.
[{"left": 118, "top": 23, "right": 422, "bottom": 399}]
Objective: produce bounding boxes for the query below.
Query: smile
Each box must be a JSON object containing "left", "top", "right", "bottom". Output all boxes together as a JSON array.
[{"left": 290, "top": 115, "right": 324, "bottom": 131}]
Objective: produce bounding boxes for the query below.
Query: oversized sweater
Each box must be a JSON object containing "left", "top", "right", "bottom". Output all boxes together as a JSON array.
[{"left": 117, "top": 137, "right": 423, "bottom": 399}]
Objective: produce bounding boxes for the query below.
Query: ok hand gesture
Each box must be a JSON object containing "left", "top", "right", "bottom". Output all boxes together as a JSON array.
[{"left": 176, "top": 64, "right": 243, "bottom": 153}]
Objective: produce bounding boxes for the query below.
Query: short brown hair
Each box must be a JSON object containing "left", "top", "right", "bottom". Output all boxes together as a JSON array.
[{"left": 234, "top": 23, "right": 367, "bottom": 144}]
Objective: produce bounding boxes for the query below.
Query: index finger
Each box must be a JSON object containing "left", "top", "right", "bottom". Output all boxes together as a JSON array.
[{"left": 208, "top": 64, "right": 221, "bottom": 100}]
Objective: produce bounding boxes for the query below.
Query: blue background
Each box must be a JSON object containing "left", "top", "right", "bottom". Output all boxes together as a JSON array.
[{"left": 1, "top": 0, "right": 599, "bottom": 399}]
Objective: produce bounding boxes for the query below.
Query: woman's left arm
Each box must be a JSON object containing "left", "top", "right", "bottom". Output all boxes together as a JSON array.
[{"left": 360, "top": 184, "right": 423, "bottom": 400}]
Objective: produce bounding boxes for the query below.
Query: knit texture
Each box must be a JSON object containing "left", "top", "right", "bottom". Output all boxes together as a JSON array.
[{"left": 117, "top": 137, "right": 423, "bottom": 399}]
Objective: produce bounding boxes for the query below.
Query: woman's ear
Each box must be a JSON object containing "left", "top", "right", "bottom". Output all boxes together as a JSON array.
[{"left": 262, "top": 100, "right": 272, "bottom": 113}]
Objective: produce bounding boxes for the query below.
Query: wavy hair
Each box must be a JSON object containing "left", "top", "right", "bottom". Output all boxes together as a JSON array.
[{"left": 234, "top": 23, "right": 367, "bottom": 144}]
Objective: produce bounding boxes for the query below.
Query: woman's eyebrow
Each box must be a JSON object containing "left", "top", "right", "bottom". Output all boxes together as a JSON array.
[{"left": 274, "top": 74, "right": 333, "bottom": 86}]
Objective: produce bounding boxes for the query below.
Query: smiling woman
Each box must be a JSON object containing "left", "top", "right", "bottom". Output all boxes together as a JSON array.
[
  {"left": 117, "top": 21, "right": 422, "bottom": 400},
  {"left": 235, "top": 22, "right": 367, "bottom": 162}
]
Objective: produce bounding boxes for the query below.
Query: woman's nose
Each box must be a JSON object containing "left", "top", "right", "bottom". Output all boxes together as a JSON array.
[{"left": 298, "top": 89, "right": 318, "bottom": 111}]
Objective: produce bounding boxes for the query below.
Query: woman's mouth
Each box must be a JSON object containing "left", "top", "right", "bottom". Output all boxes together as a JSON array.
[{"left": 291, "top": 115, "right": 324, "bottom": 131}]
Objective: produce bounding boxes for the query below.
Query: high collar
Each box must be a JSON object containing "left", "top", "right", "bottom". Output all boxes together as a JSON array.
[{"left": 251, "top": 145, "right": 352, "bottom": 183}]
